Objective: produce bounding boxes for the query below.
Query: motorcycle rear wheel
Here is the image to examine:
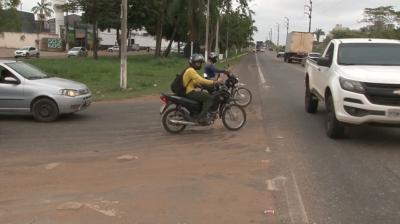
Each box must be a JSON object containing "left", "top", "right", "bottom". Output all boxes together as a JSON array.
[
  {"left": 162, "top": 108, "right": 186, "bottom": 134},
  {"left": 222, "top": 104, "right": 246, "bottom": 131}
]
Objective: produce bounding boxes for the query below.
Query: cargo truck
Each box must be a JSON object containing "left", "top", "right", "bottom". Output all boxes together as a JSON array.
[
  {"left": 256, "top": 41, "right": 264, "bottom": 52},
  {"left": 284, "top": 31, "right": 314, "bottom": 63}
]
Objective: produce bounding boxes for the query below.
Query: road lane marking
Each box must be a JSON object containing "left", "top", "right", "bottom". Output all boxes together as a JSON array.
[
  {"left": 255, "top": 54, "right": 266, "bottom": 84},
  {"left": 282, "top": 170, "right": 310, "bottom": 224}
]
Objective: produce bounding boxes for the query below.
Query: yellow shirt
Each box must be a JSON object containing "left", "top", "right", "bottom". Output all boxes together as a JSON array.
[{"left": 183, "top": 67, "right": 215, "bottom": 94}]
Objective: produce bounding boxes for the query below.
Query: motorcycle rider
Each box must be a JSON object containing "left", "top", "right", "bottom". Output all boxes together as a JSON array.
[
  {"left": 183, "top": 54, "right": 222, "bottom": 124},
  {"left": 204, "top": 52, "right": 228, "bottom": 80}
]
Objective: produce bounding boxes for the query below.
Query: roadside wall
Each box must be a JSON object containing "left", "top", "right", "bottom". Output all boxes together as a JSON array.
[{"left": 0, "top": 32, "right": 59, "bottom": 49}]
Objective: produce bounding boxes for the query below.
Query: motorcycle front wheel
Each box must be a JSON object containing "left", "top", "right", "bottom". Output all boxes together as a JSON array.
[
  {"left": 222, "top": 104, "right": 246, "bottom": 131},
  {"left": 162, "top": 108, "right": 186, "bottom": 134},
  {"left": 233, "top": 87, "right": 252, "bottom": 107}
]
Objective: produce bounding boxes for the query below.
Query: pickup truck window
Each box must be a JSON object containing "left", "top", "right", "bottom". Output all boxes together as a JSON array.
[{"left": 338, "top": 43, "right": 400, "bottom": 66}]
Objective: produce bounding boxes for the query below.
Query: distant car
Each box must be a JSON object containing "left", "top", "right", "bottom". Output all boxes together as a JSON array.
[
  {"left": 301, "top": 52, "right": 321, "bottom": 67},
  {"left": 67, "top": 47, "right": 88, "bottom": 58},
  {"left": 130, "top": 44, "right": 140, "bottom": 51},
  {"left": 14, "top": 46, "right": 39, "bottom": 58},
  {"left": 260, "top": 48, "right": 266, "bottom": 52},
  {"left": 107, "top": 46, "right": 119, "bottom": 52},
  {"left": 0, "top": 60, "right": 91, "bottom": 122},
  {"left": 277, "top": 52, "right": 285, "bottom": 58}
]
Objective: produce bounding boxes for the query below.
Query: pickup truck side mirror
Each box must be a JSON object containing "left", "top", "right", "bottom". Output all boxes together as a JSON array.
[
  {"left": 317, "top": 57, "right": 331, "bottom": 67},
  {"left": 4, "top": 76, "right": 21, "bottom": 84}
]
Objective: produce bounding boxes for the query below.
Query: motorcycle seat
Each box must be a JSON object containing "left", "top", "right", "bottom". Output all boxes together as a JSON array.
[{"left": 163, "top": 93, "right": 201, "bottom": 106}]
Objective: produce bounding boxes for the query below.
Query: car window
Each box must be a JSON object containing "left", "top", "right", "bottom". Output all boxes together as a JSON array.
[
  {"left": 0, "top": 65, "right": 17, "bottom": 84},
  {"left": 5, "top": 62, "right": 49, "bottom": 80}
]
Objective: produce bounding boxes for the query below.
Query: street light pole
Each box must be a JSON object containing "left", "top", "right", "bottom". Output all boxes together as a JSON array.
[
  {"left": 305, "top": 0, "right": 313, "bottom": 32},
  {"left": 205, "top": 0, "right": 210, "bottom": 61},
  {"left": 277, "top": 23, "right": 280, "bottom": 48},
  {"left": 284, "top": 17, "right": 289, "bottom": 45},
  {"left": 120, "top": 0, "right": 128, "bottom": 89}
]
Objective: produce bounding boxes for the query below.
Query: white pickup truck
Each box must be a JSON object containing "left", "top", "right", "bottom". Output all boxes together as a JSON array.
[{"left": 305, "top": 38, "right": 400, "bottom": 138}]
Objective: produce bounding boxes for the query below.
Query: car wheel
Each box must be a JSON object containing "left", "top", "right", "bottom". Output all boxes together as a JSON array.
[
  {"left": 32, "top": 98, "right": 59, "bottom": 122},
  {"left": 325, "top": 94, "right": 345, "bottom": 138},
  {"left": 36, "top": 53, "right": 40, "bottom": 58},
  {"left": 25, "top": 53, "right": 30, "bottom": 59},
  {"left": 305, "top": 81, "right": 318, "bottom": 113}
]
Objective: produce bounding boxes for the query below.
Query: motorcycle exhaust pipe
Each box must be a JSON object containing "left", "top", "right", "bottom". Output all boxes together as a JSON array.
[{"left": 169, "top": 119, "right": 197, "bottom": 126}]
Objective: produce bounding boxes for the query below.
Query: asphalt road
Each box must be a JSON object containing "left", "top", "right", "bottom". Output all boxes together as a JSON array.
[
  {"left": 252, "top": 51, "right": 400, "bottom": 224},
  {"left": 1, "top": 52, "right": 400, "bottom": 223}
]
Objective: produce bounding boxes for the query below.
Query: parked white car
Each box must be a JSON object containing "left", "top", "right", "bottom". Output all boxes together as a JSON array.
[
  {"left": 305, "top": 38, "right": 400, "bottom": 138},
  {"left": 107, "top": 46, "right": 119, "bottom": 52},
  {"left": 14, "top": 46, "right": 40, "bottom": 58}
]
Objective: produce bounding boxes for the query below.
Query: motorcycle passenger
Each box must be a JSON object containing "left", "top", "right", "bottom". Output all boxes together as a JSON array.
[
  {"left": 204, "top": 52, "right": 227, "bottom": 81},
  {"left": 183, "top": 54, "right": 221, "bottom": 123}
]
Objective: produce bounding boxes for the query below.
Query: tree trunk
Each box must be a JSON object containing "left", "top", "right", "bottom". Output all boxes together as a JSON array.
[
  {"left": 92, "top": 0, "right": 98, "bottom": 60},
  {"left": 116, "top": 28, "right": 121, "bottom": 58},
  {"left": 178, "top": 41, "right": 181, "bottom": 53},
  {"left": 65, "top": 9, "right": 69, "bottom": 51},
  {"left": 164, "top": 17, "right": 178, "bottom": 57},
  {"left": 155, "top": 13, "right": 165, "bottom": 57},
  {"left": 92, "top": 21, "right": 98, "bottom": 59}
]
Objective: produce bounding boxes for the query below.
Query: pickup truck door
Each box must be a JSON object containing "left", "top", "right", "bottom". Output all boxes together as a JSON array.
[{"left": 314, "top": 43, "right": 335, "bottom": 97}]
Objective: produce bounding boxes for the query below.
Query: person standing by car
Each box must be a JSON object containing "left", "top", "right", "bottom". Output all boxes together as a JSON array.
[{"left": 183, "top": 54, "right": 221, "bottom": 123}]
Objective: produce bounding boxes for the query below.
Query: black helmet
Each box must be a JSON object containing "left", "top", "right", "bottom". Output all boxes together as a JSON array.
[
  {"left": 209, "top": 52, "right": 218, "bottom": 63},
  {"left": 189, "top": 54, "right": 205, "bottom": 70}
]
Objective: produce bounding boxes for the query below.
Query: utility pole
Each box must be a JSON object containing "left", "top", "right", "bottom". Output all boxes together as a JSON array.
[
  {"left": 276, "top": 23, "right": 280, "bottom": 48},
  {"left": 284, "top": 17, "right": 289, "bottom": 45},
  {"left": 305, "top": 0, "right": 313, "bottom": 32},
  {"left": 205, "top": 0, "right": 210, "bottom": 61},
  {"left": 120, "top": 0, "right": 128, "bottom": 89},
  {"left": 270, "top": 28, "right": 272, "bottom": 42},
  {"left": 225, "top": 9, "right": 229, "bottom": 60},
  {"left": 215, "top": 18, "right": 220, "bottom": 56}
]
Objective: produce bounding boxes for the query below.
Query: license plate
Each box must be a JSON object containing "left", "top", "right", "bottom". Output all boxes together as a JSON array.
[
  {"left": 388, "top": 109, "right": 400, "bottom": 118},
  {"left": 160, "top": 104, "right": 166, "bottom": 114}
]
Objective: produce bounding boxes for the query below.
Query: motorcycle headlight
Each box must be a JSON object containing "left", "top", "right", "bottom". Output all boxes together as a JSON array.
[
  {"left": 339, "top": 77, "right": 365, "bottom": 94},
  {"left": 60, "top": 89, "right": 79, "bottom": 97}
]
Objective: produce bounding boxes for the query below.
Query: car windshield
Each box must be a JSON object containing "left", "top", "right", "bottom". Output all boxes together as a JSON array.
[
  {"left": 338, "top": 43, "right": 400, "bottom": 66},
  {"left": 6, "top": 62, "right": 49, "bottom": 80},
  {"left": 70, "top": 47, "right": 81, "bottom": 51}
]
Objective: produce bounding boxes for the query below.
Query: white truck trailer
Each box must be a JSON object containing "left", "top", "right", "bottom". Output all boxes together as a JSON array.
[{"left": 284, "top": 31, "right": 314, "bottom": 63}]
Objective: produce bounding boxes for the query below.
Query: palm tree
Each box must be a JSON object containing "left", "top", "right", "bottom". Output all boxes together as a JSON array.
[
  {"left": 31, "top": 0, "right": 54, "bottom": 32},
  {"left": 314, "top": 28, "right": 325, "bottom": 43}
]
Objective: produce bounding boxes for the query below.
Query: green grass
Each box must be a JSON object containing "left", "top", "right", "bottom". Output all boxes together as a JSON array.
[{"left": 27, "top": 54, "right": 246, "bottom": 101}]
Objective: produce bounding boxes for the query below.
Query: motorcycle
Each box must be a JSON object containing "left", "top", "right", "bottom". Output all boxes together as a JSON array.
[
  {"left": 204, "top": 72, "right": 252, "bottom": 107},
  {"left": 160, "top": 79, "right": 247, "bottom": 134}
]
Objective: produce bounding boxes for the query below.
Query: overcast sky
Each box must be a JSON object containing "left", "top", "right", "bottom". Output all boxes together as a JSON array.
[
  {"left": 22, "top": 0, "right": 399, "bottom": 44},
  {"left": 250, "top": 0, "right": 399, "bottom": 44}
]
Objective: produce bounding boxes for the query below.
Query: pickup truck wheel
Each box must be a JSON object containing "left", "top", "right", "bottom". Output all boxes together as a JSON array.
[
  {"left": 325, "top": 95, "right": 345, "bottom": 138},
  {"left": 305, "top": 84, "right": 318, "bottom": 113}
]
